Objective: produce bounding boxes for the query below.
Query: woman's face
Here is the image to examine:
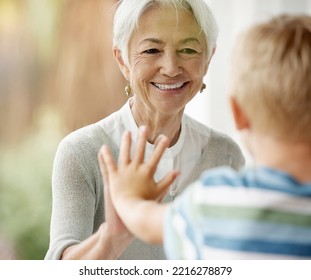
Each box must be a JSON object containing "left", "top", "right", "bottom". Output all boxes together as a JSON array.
[{"left": 118, "top": 6, "right": 210, "bottom": 115}]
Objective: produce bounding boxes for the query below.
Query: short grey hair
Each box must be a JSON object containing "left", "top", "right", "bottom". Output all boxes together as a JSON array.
[{"left": 113, "top": 0, "right": 219, "bottom": 64}]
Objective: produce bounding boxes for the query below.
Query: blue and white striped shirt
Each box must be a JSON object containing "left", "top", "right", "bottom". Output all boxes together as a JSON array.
[{"left": 164, "top": 166, "right": 311, "bottom": 259}]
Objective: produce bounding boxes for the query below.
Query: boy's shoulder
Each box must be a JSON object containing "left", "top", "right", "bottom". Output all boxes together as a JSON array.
[
  {"left": 199, "top": 166, "right": 274, "bottom": 189},
  {"left": 200, "top": 166, "right": 244, "bottom": 187},
  {"left": 199, "top": 166, "right": 311, "bottom": 196}
]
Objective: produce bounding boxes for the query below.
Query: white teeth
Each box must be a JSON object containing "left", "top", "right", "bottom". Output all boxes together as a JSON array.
[{"left": 154, "top": 82, "right": 184, "bottom": 90}]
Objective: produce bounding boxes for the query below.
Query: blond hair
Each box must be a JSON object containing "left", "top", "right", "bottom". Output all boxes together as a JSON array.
[{"left": 229, "top": 15, "right": 311, "bottom": 142}]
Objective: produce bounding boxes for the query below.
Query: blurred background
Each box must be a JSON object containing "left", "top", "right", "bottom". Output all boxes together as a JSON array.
[
  {"left": 0, "top": 0, "right": 127, "bottom": 259},
  {"left": 0, "top": 0, "right": 310, "bottom": 259}
]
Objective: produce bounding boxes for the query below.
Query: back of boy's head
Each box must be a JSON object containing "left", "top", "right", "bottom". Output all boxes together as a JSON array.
[{"left": 229, "top": 14, "right": 311, "bottom": 142}]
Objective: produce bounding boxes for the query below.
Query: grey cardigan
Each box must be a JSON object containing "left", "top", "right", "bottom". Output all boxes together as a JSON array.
[{"left": 45, "top": 121, "right": 245, "bottom": 260}]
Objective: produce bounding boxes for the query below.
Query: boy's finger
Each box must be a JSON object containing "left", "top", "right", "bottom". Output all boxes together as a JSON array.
[
  {"left": 132, "top": 126, "right": 148, "bottom": 165},
  {"left": 157, "top": 171, "right": 180, "bottom": 196},
  {"left": 147, "top": 135, "right": 169, "bottom": 173},
  {"left": 118, "top": 131, "right": 131, "bottom": 166},
  {"left": 157, "top": 186, "right": 169, "bottom": 202}
]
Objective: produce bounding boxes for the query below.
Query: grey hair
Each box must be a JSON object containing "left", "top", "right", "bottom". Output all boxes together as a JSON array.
[{"left": 113, "top": 0, "right": 218, "bottom": 65}]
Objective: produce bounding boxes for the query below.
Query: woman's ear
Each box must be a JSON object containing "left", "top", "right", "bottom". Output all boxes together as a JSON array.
[
  {"left": 210, "top": 46, "right": 216, "bottom": 62},
  {"left": 229, "top": 95, "right": 250, "bottom": 130},
  {"left": 113, "top": 48, "right": 130, "bottom": 80},
  {"left": 203, "top": 46, "right": 216, "bottom": 75}
]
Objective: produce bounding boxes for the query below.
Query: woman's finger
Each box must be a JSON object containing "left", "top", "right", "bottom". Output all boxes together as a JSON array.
[
  {"left": 98, "top": 147, "right": 109, "bottom": 187},
  {"left": 99, "top": 145, "right": 117, "bottom": 177}
]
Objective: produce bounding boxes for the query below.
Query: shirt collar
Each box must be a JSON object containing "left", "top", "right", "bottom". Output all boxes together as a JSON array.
[{"left": 120, "top": 98, "right": 186, "bottom": 157}]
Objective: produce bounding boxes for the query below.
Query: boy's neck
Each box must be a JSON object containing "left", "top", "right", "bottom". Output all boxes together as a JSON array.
[{"left": 249, "top": 133, "right": 311, "bottom": 183}]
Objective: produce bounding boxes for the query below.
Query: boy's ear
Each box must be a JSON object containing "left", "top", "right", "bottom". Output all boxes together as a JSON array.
[
  {"left": 229, "top": 95, "right": 250, "bottom": 130},
  {"left": 113, "top": 48, "right": 130, "bottom": 80}
]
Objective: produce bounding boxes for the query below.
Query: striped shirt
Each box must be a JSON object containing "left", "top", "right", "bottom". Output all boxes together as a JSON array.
[{"left": 164, "top": 166, "right": 311, "bottom": 259}]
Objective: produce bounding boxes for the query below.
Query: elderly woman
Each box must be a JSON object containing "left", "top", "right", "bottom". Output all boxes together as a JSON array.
[{"left": 45, "top": 0, "right": 245, "bottom": 260}]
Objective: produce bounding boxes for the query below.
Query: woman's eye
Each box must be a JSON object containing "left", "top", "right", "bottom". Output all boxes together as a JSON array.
[
  {"left": 143, "top": 49, "right": 160, "bottom": 54},
  {"left": 179, "top": 48, "right": 198, "bottom": 54}
]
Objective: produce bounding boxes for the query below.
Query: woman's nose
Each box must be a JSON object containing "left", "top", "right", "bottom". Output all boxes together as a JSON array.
[{"left": 159, "top": 51, "right": 182, "bottom": 77}]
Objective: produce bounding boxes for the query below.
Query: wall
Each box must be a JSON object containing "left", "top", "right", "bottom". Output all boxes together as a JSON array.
[{"left": 185, "top": 0, "right": 311, "bottom": 165}]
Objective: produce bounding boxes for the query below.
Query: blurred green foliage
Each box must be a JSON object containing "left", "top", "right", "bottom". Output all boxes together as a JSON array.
[{"left": 0, "top": 109, "right": 62, "bottom": 259}]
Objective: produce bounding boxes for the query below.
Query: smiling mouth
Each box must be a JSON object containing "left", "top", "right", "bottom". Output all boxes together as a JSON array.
[{"left": 152, "top": 82, "right": 188, "bottom": 90}]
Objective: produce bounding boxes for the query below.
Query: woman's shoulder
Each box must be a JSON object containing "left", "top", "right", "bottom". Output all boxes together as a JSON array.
[
  {"left": 184, "top": 115, "right": 245, "bottom": 169},
  {"left": 60, "top": 108, "right": 123, "bottom": 148},
  {"left": 60, "top": 122, "right": 107, "bottom": 147},
  {"left": 56, "top": 119, "right": 120, "bottom": 161},
  {"left": 184, "top": 114, "right": 240, "bottom": 146},
  {"left": 183, "top": 114, "right": 211, "bottom": 136}
]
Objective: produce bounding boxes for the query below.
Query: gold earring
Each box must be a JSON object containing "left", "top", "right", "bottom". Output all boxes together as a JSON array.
[
  {"left": 200, "top": 83, "right": 206, "bottom": 93},
  {"left": 125, "top": 85, "right": 132, "bottom": 97}
]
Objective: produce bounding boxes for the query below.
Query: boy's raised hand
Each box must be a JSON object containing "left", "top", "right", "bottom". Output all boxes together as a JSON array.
[{"left": 99, "top": 126, "right": 179, "bottom": 211}]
